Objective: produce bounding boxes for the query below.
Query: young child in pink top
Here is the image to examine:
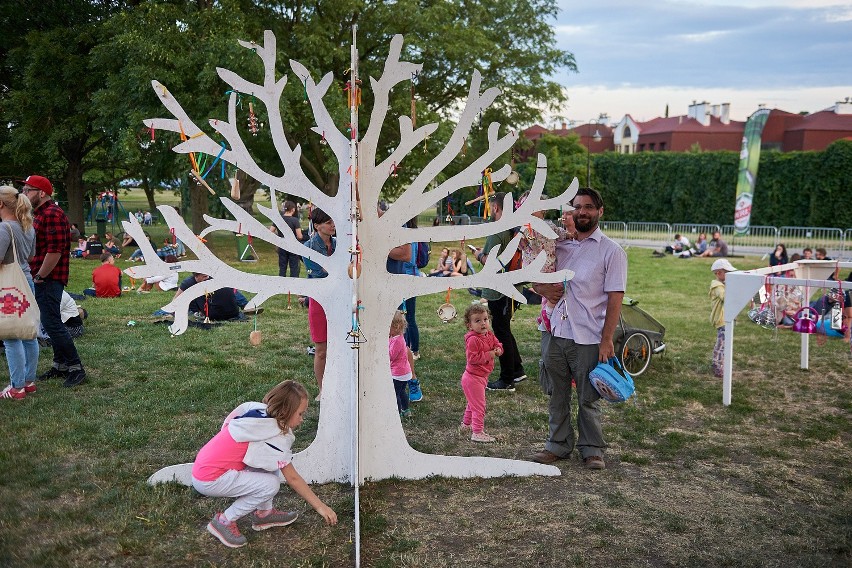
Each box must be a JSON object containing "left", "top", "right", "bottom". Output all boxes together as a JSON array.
[
  {"left": 516, "top": 191, "right": 576, "bottom": 332},
  {"left": 460, "top": 304, "right": 504, "bottom": 443},
  {"left": 389, "top": 311, "right": 417, "bottom": 418},
  {"left": 191, "top": 380, "right": 337, "bottom": 548}
]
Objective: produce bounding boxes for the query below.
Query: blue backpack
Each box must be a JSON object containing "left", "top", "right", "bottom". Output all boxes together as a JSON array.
[
  {"left": 414, "top": 242, "right": 430, "bottom": 269},
  {"left": 588, "top": 357, "right": 635, "bottom": 403}
]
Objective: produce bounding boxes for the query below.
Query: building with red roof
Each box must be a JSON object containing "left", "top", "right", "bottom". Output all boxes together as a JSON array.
[{"left": 521, "top": 99, "right": 852, "bottom": 155}]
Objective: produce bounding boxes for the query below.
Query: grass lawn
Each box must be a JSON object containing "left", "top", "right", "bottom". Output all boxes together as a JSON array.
[{"left": 0, "top": 225, "right": 850, "bottom": 567}]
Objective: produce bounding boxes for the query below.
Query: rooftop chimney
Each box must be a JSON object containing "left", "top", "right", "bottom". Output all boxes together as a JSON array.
[{"left": 720, "top": 103, "right": 730, "bottom": 124}]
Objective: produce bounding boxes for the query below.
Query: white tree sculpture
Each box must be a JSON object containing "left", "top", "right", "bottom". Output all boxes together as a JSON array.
[{"left": 137, "top": 31, "right": 576, "bottom": 486}]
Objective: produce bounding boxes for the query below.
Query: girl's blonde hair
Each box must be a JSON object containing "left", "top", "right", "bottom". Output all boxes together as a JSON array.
[
  {"left": 263, "top": 380, "right": 308, "bottom": 433},
  {"left": 0, "top": 185, "right": 34, "bottom": 232},
  {"left": 390, "top": 310, "right": 407, "bottom": 336},
  {"left": 464, "top": 303, "right": 490, "bottom": 327}
]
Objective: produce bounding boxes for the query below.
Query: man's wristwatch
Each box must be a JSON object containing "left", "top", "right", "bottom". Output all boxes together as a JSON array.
[{"left": 33, "top": 274, "right": 44, "bottom": 283}]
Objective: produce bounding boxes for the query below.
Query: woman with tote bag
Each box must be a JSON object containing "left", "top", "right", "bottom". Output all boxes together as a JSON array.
[{"left": 0, "top": 185, "right": 39, "bottom": 400}]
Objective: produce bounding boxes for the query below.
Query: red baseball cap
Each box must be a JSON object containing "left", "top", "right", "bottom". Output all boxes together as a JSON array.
[{"left": 19, "top": 175, "right": 53, "bottom": 196}]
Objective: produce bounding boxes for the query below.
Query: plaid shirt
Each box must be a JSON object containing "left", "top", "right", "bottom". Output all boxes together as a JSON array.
[{"left": 31, "top": 199, "right": 71, "bottom": 285}]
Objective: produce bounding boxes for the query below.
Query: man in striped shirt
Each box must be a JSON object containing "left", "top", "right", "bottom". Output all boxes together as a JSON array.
[{"left": 531, "top": 188, "right": 627, "bottom": 470}]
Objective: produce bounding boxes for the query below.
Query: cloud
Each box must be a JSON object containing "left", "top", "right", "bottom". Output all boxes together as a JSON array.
[{"left": 553, "top": 1, "right": 852, "bottom": 90}]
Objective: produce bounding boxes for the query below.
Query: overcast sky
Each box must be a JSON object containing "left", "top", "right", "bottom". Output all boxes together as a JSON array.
[{"left": 547, "top": 0, "right": 852, "bottom": 125}]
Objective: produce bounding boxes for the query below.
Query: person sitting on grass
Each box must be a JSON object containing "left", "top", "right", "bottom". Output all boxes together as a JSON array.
[
  {"left": 174, "top": 272, "right": 243, "bottom": 321},
  {"left": 103, "top": 232, "right": 121, "bottom": 257},
  {"left": 83, "top": 253, "right": 122, "bottom": 297},
  {"left": 38, "top": 292, "right": 87, "bottom": 346},
  {"left": 427, "top": 247, "right": 453, "bottom": 276},
  {"left": 191, "top": 380, "right": 337, "bottom": 548},
  {"left": 137, "top": 255, "right": 179, "bottom": 292}
]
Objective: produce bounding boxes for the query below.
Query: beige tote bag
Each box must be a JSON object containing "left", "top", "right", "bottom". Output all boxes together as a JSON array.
[{"left": 0, "top": 225, "right": 40, "bottom": 340}]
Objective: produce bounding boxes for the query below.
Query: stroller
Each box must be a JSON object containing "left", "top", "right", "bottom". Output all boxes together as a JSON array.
[{"left": 615, "top": 296, "right": 666, "bottom": 377}]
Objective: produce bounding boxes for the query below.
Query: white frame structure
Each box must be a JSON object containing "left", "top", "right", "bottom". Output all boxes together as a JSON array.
[{"left": 723, "top": 260, "right": 850, "bottom": 405}]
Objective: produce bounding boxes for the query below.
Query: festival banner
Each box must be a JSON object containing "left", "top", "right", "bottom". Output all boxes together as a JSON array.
[{"left": 734, "top": 108, "right": 771, "bottom": 235}]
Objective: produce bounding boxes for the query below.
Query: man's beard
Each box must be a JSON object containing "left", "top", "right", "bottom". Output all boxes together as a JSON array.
[{"left": 574, "top": 214, "right": 598, "bottom": 233}]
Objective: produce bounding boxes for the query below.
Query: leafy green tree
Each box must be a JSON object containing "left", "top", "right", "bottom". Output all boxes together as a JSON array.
[{"left": 92, "top": 0, "right": 575, "bottom": 223}]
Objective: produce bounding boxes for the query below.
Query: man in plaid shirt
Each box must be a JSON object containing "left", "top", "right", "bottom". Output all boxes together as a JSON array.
[{"left": 23, "top": 175, "right": 87, "bottom": 387}]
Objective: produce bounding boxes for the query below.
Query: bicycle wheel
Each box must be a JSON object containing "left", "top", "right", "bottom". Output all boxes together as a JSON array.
[{"left": 621, "top": 332, "right": 652, "bottom": 377}]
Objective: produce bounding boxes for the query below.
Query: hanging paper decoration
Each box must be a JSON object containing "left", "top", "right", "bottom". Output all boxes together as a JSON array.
[
  {"left": 390, "top": 161, "right": 399, "bottom": 178},
  {"left": 347, "top": 301, "right": 367, "bottom": 349},
  {"left": 320, "top": 131, "right": 327, "bottom": 146}
]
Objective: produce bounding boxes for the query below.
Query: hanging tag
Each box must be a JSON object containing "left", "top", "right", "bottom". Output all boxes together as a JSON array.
[
  {"left": 830, "top": 303, "right": 843, "bottom": 331},
  {"left": 230, "top": 174, "right": 241, "bottom": 200}
]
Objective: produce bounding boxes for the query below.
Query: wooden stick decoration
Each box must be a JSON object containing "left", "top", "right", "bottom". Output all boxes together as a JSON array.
[{"left": 190, "top": 170, "right": 216, "bottom": 195}]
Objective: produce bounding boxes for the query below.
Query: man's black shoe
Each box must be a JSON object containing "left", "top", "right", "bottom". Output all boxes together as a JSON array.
[
  {"left": 62, "top": 369, "right": 86, "bottom": 388},
  {"left": 486, "top": 380, "right": 516, "bottom": 392},
  {"left": 38, "top": 367, "right": 67, "bottom": 381}
]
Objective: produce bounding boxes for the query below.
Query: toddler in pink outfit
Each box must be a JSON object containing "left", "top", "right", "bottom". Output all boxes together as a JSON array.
[
  {"left": 460, "top": 304, "right": 503, "bottom": 443},
  {"left": 388, "top": 311, "right": 417, "bottom": 418}
]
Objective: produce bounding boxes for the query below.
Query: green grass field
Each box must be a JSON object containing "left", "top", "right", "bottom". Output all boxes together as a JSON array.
[{"left": 0, "top": 207, "right": 850, "bottom": 567}]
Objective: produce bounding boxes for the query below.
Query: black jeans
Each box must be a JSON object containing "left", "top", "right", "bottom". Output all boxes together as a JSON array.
[
  {"left": 34, "top": 279, "right": 83, "bottom": 371},
  {"left": 277, "top": 249, "right": 301, "bottom": 278},
  {"left": 487, "top": 295, "right": 524, "bottom": 383}
]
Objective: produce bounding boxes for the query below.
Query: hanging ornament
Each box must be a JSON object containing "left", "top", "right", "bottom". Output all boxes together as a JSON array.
[
  {"left": 286, "top": 292, "right": 293, "bottom": 311},
  {"left": 410, "top": 71, "right": 418, "bottom": 129},
  {"left": 230, "top": 171, "right": 241, "bottom": 200},
  {"left": 347, "top": 301, "right": 367, "bottom": 349},
  {"left": 390, "top": 161, "right": 399, "bottom": 178},
  {"left": 461, "top": 137, "right": 467, "bottom": 158},
  {"left": 247, "top": 100, "right": 260, "bottom": 136},
  {"left": 250, "top": 311, "right": 262, "bottom": 345},
  {"left": 320, "top": 131, "right": 327, "bottom": 146},
  {"left": 437, "top": 288, "right": 457, "bottom": 323},
  {"left": 303, "top": 76, "right": 309, "bottom": 104}
]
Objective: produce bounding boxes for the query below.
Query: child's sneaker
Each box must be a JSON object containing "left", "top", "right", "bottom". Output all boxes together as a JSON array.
[
  {"left": 408, "top": 378, "right": 423, "bottom": 402},
  {"left": 206, "top": 512, "right": 247, "bottom": 548},
  {"left": 459, "top": 423, "right": 472, "bottom": 434},
  {"left": 540, "top": 308, "right": 552, "bottom": 333},
  {"left": 471, "top": 431, "right": 496, "bottom": 443},
  {"left": 399, "top": 408, "right": 412, "bottom": 418},
  {"left": 0, "top": 385, "right": 25, "bottom": 400},
  {"left": 250, "top": 508, "right": 298, "bottom": 531}
]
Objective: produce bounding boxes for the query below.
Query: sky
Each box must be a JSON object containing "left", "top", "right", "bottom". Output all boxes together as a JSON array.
[{"left": 547, "top": 0, "right": 852, "bottom": 126}]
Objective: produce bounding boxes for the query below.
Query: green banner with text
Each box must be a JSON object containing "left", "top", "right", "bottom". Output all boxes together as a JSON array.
[{"left": 734, "top": 108, "right": 771, "bottom": 235}]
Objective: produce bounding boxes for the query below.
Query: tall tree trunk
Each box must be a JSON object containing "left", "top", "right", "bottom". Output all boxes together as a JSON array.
[
  {"left": 234, "top": 169, "right": 260, "bottom": 213},
  {"left": 63, "top": 157, "right": 86, "bottom": 228},
  {"left": 142, "top": 177, "right": 157, "bottom": 212},
  {"left": 189, "top": 177, "right": 208, "bottom": 233}
]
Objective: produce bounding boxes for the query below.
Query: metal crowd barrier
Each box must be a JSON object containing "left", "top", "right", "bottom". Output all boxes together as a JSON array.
[
  {"left": 672, "top": 223, "right": 721, "bottom": 240},
  {"left": 600, "top": 221, "right": 628, "bottom": 246},
  {"left": 778, "top": 226, "right": 844, "bottom": 259},
  {"left": 626, "top": 222, "right": 672, "bottom": 248},
  {"left": 721, "top": 225, "right": 779, "bottom": 256}
]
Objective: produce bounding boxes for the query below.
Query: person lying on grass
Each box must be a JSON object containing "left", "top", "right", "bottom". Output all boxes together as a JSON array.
[{"left": 191, "top": 380, "right": 337, "bottom": 548}]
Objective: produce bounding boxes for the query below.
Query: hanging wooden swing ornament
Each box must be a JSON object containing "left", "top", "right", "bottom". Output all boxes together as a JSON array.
[
  {"left": 437, "top": 288, "right": 457, "bottom": 323},
  {"left": 250, "top": 311, "right": 262, "bottom": 346},
  {"left": 203, "top": 291, "right": 211, "bottom": 324}
]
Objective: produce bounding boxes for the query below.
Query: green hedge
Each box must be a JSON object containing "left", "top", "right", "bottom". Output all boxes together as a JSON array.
[{"left": 591, "top": 139, "right": 852, "bottom": 228}]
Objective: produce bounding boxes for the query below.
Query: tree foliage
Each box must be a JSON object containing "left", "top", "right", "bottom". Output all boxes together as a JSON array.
[{"left": 1, "top": 0, "right": 576, "bottom": 226}]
